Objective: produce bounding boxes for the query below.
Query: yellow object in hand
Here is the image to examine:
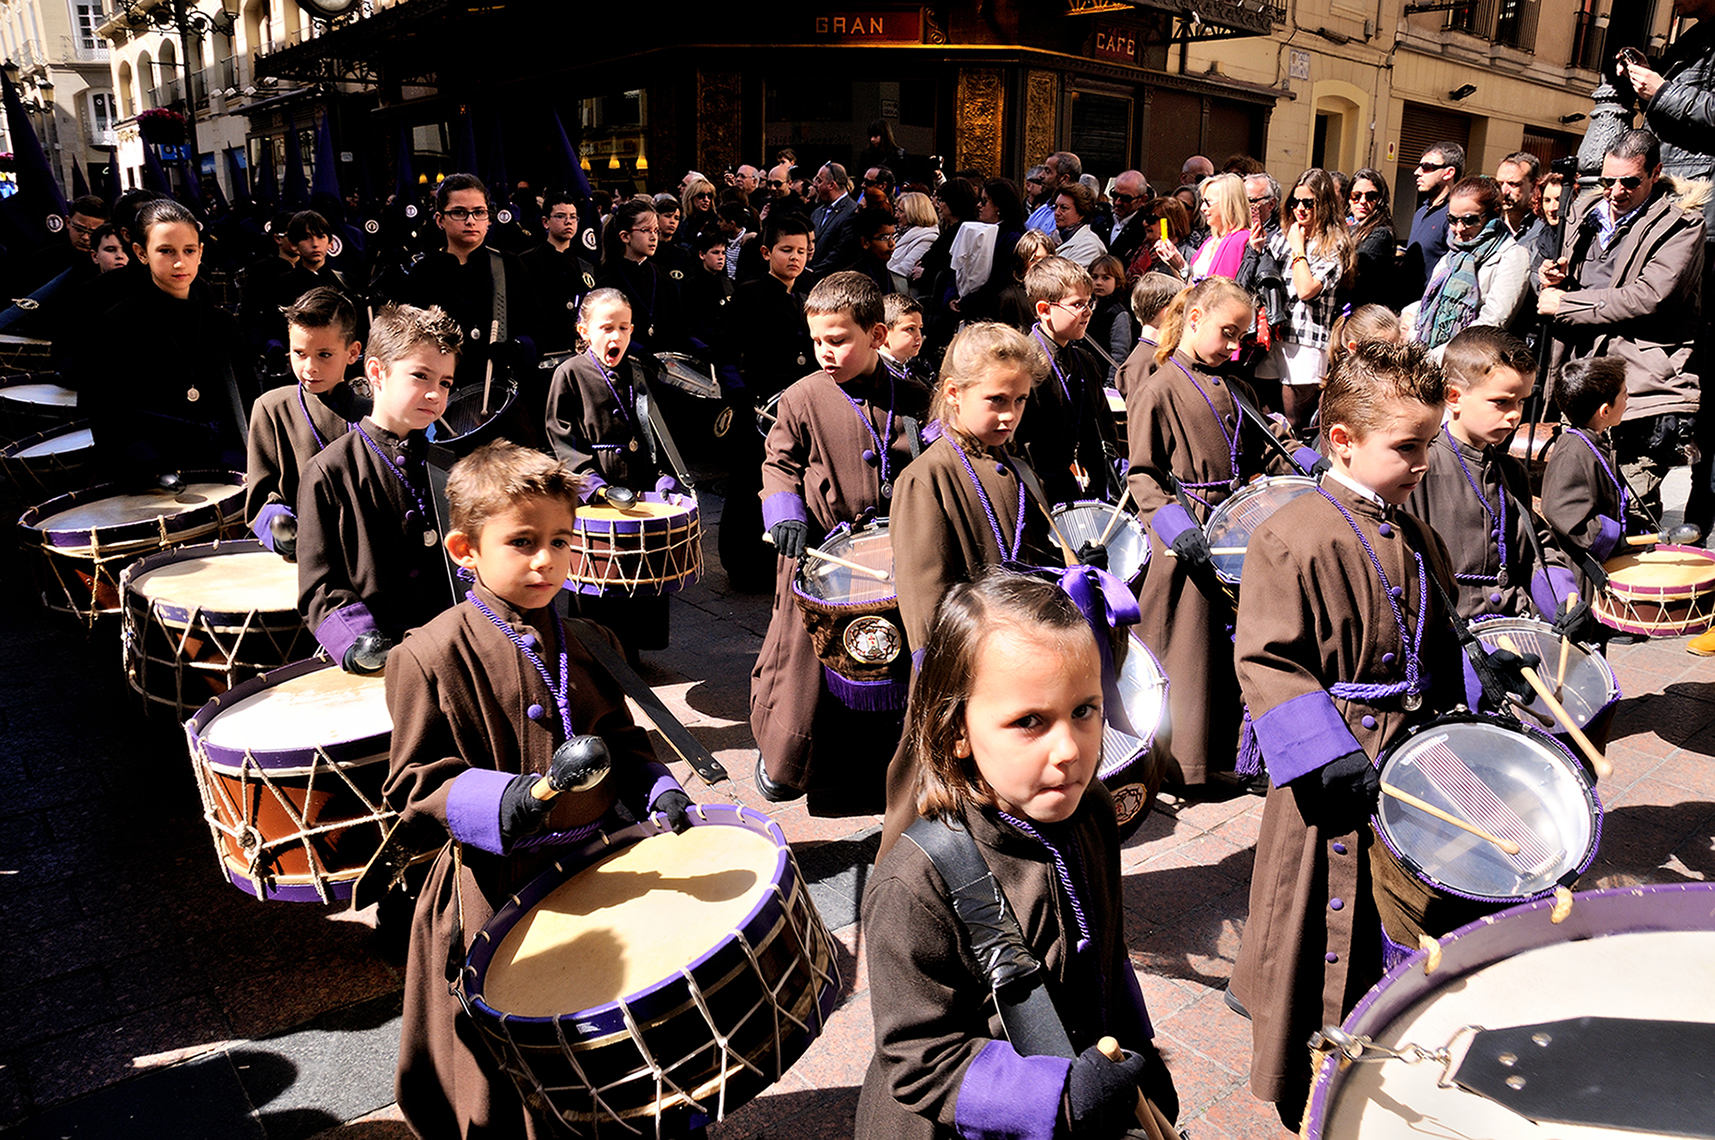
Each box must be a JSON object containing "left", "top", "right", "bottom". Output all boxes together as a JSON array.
[{"left": 1159, "top": 218, "right": 1170, "bottom": 242}]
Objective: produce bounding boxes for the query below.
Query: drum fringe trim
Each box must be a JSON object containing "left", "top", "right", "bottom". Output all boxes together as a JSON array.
[{"left": 823, "top": 668, "right": 909, "bottom": 711}]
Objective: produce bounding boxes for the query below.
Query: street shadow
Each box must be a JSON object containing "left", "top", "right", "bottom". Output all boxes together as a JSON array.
[
  {"left": 1604, "top": 682, "right": 1715, "bottom": 755},
  {"left": 794, "top": 831, "right": 881, "bottom": 935},
  {"left": 708, "top": 1083, "right": 863, "bottom": 1140},
  {"left": 1120, "top": 845, "right": 1255, "bottom": 991},
  {"left": 1583, "top": 801, "right": 1715, "bottom": 887}
]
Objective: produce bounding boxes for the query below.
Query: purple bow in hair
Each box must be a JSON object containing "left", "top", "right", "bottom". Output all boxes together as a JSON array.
[{"left": 1056, "top": 564, "right": 1142, "bottom": 739}]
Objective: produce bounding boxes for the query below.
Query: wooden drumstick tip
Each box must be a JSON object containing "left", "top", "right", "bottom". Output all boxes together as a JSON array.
[
  {"left": 1096, "top": 1035, "right": 1123, "bottom": 1062},
  {"left": 530, "top": 775, "right": 558, "bottom": 801},
  {"left": 1554, "top": 591, "right": 1578, "bottom": 698},
  {"left": 1418, "top": 934, "right": 1443, "bottom": 976},
  {"left": 1495, "top": 634, "right": 1614, "bottom": 780},
  {"left": 1550, "top": 885, "right": 1575, "bottom": 924},
  {"left": 1095, "top": 485, "right": 1135, "bottom": 547}
]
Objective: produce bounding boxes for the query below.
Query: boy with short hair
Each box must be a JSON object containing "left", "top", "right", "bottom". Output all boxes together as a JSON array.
[
  {"left": 297, "top": 303, "right": 462, "bottom": 674},
  {"left": 246, "top": 287, "right": 370, "bottom": 560},
  {"left": 712, "top": 212, "right": 818, "bottom": 590},
  {"left": 752, "top": 271, "right": 929, "bottom": 809},
  {"left": 519, "top": 189, "right": 596, "bottom": 353},
  {"left": 1406, "top": 326, "right": 1580, "bottom": 627},
  {"left": 650, "top": 192, "right": 695, "bottom": 284},
  {"left": 1116, "top": 271, "right": 1183, "bottom": 398},
  {"left": 386, "top": 439, "right": 691, "bottom": 1140},
  {"left": 682, "top": 228, "right": 734, "bottom": 352},
  {"left": 1543, "top": 357, "right": 1631, "bottom": 602},
  {"left": 881, "top": 293, "right": 926, "bottom": 380},
  {"left": 90, "top": 224, "right": 128, "bottom": 273},
  {"left": 1020, "top": 254, "right": 1124, "bottom": 505},
  {"left": 849, "top": 206, "right": 897, "bottom": 299}
]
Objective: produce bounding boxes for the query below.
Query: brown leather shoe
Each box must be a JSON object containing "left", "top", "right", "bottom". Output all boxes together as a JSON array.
[{"left": 1688, "top": 627, "right": 1715, "bottom": 656}]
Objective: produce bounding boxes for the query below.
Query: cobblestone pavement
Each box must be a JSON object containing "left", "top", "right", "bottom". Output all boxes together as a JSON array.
[{"left": 1, "top": 479, "right": 1710, "bottom": 1139}]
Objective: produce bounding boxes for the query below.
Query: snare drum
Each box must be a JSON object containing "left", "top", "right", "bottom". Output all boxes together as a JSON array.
[
  {"left": 1594, "top": 544, "right": 1715, "bottom": 637},
  {"left": 1106, "top": 387, "right": 1127, "bottom": 455},
  {"left": 184, "top": 659, "right": 396, "bottom": 902},
  {"left": 460, "top": 804, "right": 840, "bottom": 1134},
  {"left": 0, "top": 421, "right": 94, "bottom": 505},
  {"left": 18, "top": 473, "right": 247, "bottom": 622},
  {"left": 1471, "top": 616, "right": 1620, "bottom": 751},
  {"left": 655, "top": 351, "right": 722, "bottom": 400},
  {"left": 426, "top": 379, "right": 518, "bottom": 456},
  {"left": 567, "top": 491, "right": 702, "bottom": 597},
  {"left": 1102, "top": 631, "right": 1170, "bottom": 839},
  {"left": 793, "top": 519, "right": 907, "bottom": 710},
  {"left": 1204, "top": 475, "right": 1320, "bottom": 603},
  {"left": 121, "top": 541, "right": 314, "bottom": 718},
  {"left": 1371, "top": 715, "right": 1600, "bottom": 957},
  {"left": 1308, "top": 882, "right": 1715, "bottom": 1139},
  {"left": 1052, "top": 500, "right": 1149, "bottom": 588},
  {"left": 0, "top": 334, "right": 53, "bottom": 375},
  {"left": 0, "top": 375, "right": 76, "bottom": 441}
]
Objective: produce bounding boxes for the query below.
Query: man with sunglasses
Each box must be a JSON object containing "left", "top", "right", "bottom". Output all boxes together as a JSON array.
[
  {"left": 1539, "top": 129, "right": 1705, "bottom": 530},
  {"left": 1105, "top": 170, "right": 1153, "bottom": 270},
  {"left": 1399, "top": 142, "right": 1464, "bottom": 306}
]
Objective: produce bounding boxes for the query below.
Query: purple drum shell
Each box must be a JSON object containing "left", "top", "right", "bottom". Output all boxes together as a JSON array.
[
  {"left": 19, "top": 470, "right": 246, "bottom": 549},
  {"left": 1307, "top": 882, "right": 1715, "bottom": 1138}
]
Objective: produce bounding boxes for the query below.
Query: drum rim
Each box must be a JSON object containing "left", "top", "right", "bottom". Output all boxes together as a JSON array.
[
  {"left": 119, "top": 538, "right": 300, "bottom": 625},
  {"left": 792, "top": 517, "right": 897, "bottom": 607},
  {"left": 1306, "top": 881, "right": 1715, "bottom": 1137},
  {"left": 1602, "top": 544, "right": 1715, "bottom": 598},
  {"left": 1098, "top": 632, "right": 1170, "bottom": 782},
  {"left": 1373, "top": 713, "right": 1602, "bottom": 903},
  {"left": 0, "top": 377, "right": 76, "bottom": 404},
  {"left": 187, "top": 658, "right": 392, "bottom": 769},
  {"left": 425, "top": 377, "right": 519, "bottom": 444},
  {"left": 465, "top": 804, "right": 797, "bottom": 1026},
  {"left": 1049, "top": 500, "right": 1149, "bottom": 581},
  {"left": 1468, "top": 615, "right": 1620, "bottom": 705},
  {"left": 0, "top": 418, "right": 94, "bottom": 461},
  {"left": 1206, "top": 475, "right": 1320, "bottom": 585},
  {"left": 571, "top": 491, "right": 700, "bottom": 536},
  {"left": 19, "top": 470, "right": 246, "bottom": 547}
]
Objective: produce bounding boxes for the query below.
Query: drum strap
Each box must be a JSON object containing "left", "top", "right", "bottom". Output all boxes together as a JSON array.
[
  {"left": 644, "top": 386, "right": 694, "bottom": 487},
  {"left": 1226, "top": 385, "right": 1313, "bottom": 479},
  {"left": 487, "top": 248, "right": 510, "bottom": 352},
  {"left": 901, "top": 818, "right": 1076, "bottom": 1060},
  {"left": 1421, "top": 554, "right": 1525, "bottom": 719},
  {"left": 1015, "top": 460, "right": 1075, "bottom": 565},
  {"left": 900, "top": 415, "right": 923, "bottom": 461}
]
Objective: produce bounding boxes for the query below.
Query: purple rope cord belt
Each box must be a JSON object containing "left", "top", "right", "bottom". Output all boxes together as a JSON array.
[
  {"left": 1444, "top": 424, "right": 1508, "bottom": 585},
  {"left": 1568, "top": 427, "right": 1629, "bottom": 522},
  {"left": 1317, "top": 487, "right": 1427, "bottom": 706}
]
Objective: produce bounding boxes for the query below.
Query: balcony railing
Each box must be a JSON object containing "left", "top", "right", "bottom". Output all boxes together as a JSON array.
[
  {"left": 61, "top": 36, "right": 110, "bottom": 63},
  {"left": 1570, "top": 7, "right": 1607, "bottom": 71},
  {"left": 1447, "top": 0, "right": 1539, "bottom": 52}
]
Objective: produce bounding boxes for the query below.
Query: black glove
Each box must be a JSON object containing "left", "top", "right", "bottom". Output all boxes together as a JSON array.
[
  {"left": 498, "top": 772, "right": 555, "bottom": 843},
  {"left": 650, "top": 788, "right": 694, "bottom": 834},
  {"left": 1485, "top": 646, "right": 1541, "bottom": 705},
  {"left": 270, "top": 511, "right": 298, "bottom": 562},
  {"left": 770, "top": 519, "right": 809, "bottom": 560},
  {"left": 549, "top": 735, "right": 613, "bottom": 794},
  {"left": 342, "top": 631, "right": 393, "bottom": 675},
  {"left": 1066, "top": 1043, "right": 1149, "bottom": 1138},
  {"left": 1077, "top": 540, "right": 1109, "bottom": 570},
  {"left": 1308, "top": 749, "right": 1381, "bottom": 833},
  {"left": 1552, "top": 594, "right": 1594, "bottom": 641},
  {"left": 1169, "top": 527, "right": 1211, "bottom": 569}
]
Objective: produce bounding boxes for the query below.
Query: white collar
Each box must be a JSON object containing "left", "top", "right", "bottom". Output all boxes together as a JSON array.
[{"left": 1326, "top": 466, "right": 1389, "bottom": 507}]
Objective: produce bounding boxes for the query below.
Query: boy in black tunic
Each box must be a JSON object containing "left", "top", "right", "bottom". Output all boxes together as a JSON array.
[
  {"left": 518, "top": 190, "right": 595, "bottom": 354},
  {"left": 297, "top": 303, "right": 462, "bottom": 673}
]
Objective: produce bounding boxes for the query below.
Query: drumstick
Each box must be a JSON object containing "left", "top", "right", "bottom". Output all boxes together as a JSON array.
[
  {"left": 480, "top": 318, "right": 501, "bottom": 417},
  {"left": 1379, "top": 781, "right": 1521, "bottom": 855},
  {"left": 1626, "top": 523, "right": 1703, "bottom": 546},
  {"left": 1495, "top": 635, "right": 1614, "bottom": 780},
  {"left": 1554, "top": 591, "right": 1578, "bottom": 698},
  {"left": 759, "top": 533, "right": 891, "bottom": 581},
  {"left": 1208, "top": 546, "right": 1247, "bottom": 556},
  {"left": 1095, "top": 485, "right": 1134, "bottom": 546},
  {"left": 1096, "top": 1036, "right": 1152, "bottom": 1131}
]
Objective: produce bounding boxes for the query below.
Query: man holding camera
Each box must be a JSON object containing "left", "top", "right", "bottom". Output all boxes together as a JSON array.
[{"left": 1539, "top": 128, "right": 1705, "bottom": 530}]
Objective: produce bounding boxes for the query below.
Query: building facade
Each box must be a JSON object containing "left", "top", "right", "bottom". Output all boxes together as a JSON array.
[{"left": 0, "top": 0, "right": 117, "bottom": 197}]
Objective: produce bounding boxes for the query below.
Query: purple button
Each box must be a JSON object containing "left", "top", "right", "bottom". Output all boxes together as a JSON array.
[
  {"left": 1361, "top": 715, "right": 1377, "bottom": 730},
  {"left": 1330, "top": 897, "right": 1345, "bottom": 911},
  {"left": 1332, "top": 842, "right": 1348, "bottom": 855},
  {"left": 1378, "top": 523, "right": 1393, "bottom": 538},
  {"left": 1490, "top": 591, "right": 1504, "bottom": 605},
  {"left": 1325, "top": 952, "right": 1339, "bottom": 963},
  {"left": 996, "top": 463, "right": 1010, "bottom": 476},
  {"left": 520, "top": 632, "right": 538, "bottom": 649},
  {"left": 1382, "top": 652, "right": 1395, "bottom": 665},
  {"left": 527, "top": 703, "right": 545, "bottom": 721},
  {"left": 1491, "top": 527, "right": 1501, "bottom": 538},
  {"left": 1212, "top": 378, "right": 1223, "bottom": 386},
  {"left": 394, "top": 453, "right": 408, "bottom": 468},
  {"left": 1389, "top": 585, "right": 1403, "bottom": 598},
  {"left": 862, "top": 449, "right": 878, "bottom": 465}
]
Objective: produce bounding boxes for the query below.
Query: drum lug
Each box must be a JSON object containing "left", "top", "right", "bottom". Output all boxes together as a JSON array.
[{"left": 1311, "top": 1022, "right": 1479, "bottom": 1086}]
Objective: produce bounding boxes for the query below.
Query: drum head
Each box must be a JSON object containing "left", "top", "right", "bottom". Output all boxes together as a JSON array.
[
  {"left": 0, "top": 381, "right": 76, "bottom": 408},
  {"left": 36, "top": 482, "right": 244, "bottom": 533},
  {"left": 1101, "top": 632, "right": 1168, "bottom": 781},
  {"left": 577, "top": 498, "right": 692, "bottom": 526},
  {"left": 797, "top": 523, "right": 894, "bottom": 605},
  {"left": 428, "top": 381, "right": 517, "bottom": 445},
  {"left": 12, "top": 426, "right": 93, "bottom": 458},
  {"left": 1604, "top": 546, "right": 1715, "bottom": 592},
  {"left": 130, "top": 548, "right": 299, "bottom": 614},
  {"left": 1052, "top": 502, "right": 1148, "bottom": 584},
  {"left": 1472, "top": 618, "right": 1617, "bottom": 732},
  {"left": 200, "top": 665, "right": 391, "bottom": 752},
  {"left": 481, "top": 824, "right": 782, "bottom": 1017},
  {"left": 1378, "top": 720, "right": 1597, "bottom": 902},
  {"left": 1205, "top": 476, "right": 1319, "bottom": 585}
]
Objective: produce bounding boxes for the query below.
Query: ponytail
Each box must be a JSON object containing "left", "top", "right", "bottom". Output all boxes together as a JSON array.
[{"left": 1153, "top": 277, "right": 1252, "bottom": 364}]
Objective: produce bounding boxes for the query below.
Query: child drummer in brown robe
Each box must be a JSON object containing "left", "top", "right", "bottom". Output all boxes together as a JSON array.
[
  {"left": 751, "top": 271, "right": 929, "bottom": 810},
  {"left": 1229, "top": 343, "right": 1469, "bottom": 1128},
  {"left": 879, "top": 321, "right": 1058, "bottom": 859},
  {"left": 244, "top": 287, "right": 369, "bottom": 561},
  {"left": 386, "top": 440, "right": 691, "bottom": 1139}
]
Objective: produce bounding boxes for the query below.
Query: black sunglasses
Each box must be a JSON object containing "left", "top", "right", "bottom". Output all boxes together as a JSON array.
[
  {"left": 1111, "top": 192, "right": 1141, "bottom": 204},
  {"left": 1599, "top": 175, "right": 1646, "bottom": 190},
  {"left": 1291, "top": 197, "right": 1317, "bottom": 209},
  {"left": 1351, "top": 190, "right": 1384, "bottom": 203},
  {"left": 1448, "top": 213, "right": 1486, "bottom": 227},
  {"left": 1416, "top": 160, "right": 1455, "bottom": 172}
]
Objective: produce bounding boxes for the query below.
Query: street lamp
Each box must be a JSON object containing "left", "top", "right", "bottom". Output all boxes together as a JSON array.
[{"left": 108, "top": 0, "right": 239, "bottom": 180}]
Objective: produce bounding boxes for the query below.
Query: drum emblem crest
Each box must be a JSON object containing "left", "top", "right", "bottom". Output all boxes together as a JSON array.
[
  {"left": 844, "top": 616, "right": 901, "bottom": 664},
  {"left": 1109, "top": 783, "right": 1146, "bottom": 826}
]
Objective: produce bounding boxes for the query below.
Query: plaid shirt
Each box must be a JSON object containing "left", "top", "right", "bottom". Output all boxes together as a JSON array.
[{"left": 1270, "top": 231, "right": 1342, "bottom": 350}]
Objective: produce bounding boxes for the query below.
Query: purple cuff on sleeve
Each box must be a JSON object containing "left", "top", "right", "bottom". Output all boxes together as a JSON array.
[
  {"left": 252, "top": 502, "right": 292, "bottom": 551},
  {"left": 1254, "top": 690, "right": 1365, "bottom": 785},
  {"left": 446, "top": 768, "right": 513, "bottom": 855},
  {"left": 762, "top": 491, "right": 809, "bottom": 529},
  {"left": 314, "top": 602, "right": 379, "bottom": 665},
  {"left": 655, "top": 474, "right": 684, "bottom": 496},
  {"left": 922, "top": 419, "right": 944, "bottom": 444},
  {"left": 1591, "top": 514, "right": 1623, "bottom": 562},
  {"left": 643, "top": 761, "right": 681, "bottom": 811},
  {"left": 953, "top": 1040, "right": 1071, "bottom": 1140},
  {"left": 1293, "top": 445, "right": 1323, "bottom": 473},
  {"left": 1530, "top": 566, "right": 1578, "bottom": 618},
  {"left": 1149, "top": 501, "right": 1197, "bottom": 546},
  {"left": 579, "top": 472, "right": 608, "bottom": 503}
]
